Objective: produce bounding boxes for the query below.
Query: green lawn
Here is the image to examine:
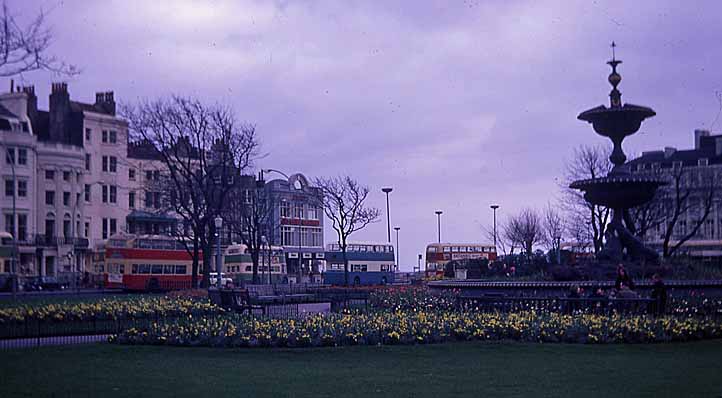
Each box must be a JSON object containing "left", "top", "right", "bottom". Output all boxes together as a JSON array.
[{"left": 2, "top": 341, "right": 722, "bottom": 398}]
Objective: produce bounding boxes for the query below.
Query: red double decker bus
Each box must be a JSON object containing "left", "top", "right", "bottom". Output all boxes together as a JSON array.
[{"left": 102, "top": 234, "right": 202, "bottom": 291}]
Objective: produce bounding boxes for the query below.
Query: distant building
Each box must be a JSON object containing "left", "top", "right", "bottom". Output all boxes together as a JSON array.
[
  {"left": 629, "top": 129, "right": 722, "bottom": 257},
  {"left": 1, "top": 82, "right": 128, "bottom": 280},
  {"left": 263, "top": 173, "right": 324, "bottom": 282}
]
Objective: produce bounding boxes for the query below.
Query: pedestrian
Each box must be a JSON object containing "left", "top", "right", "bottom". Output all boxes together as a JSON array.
[
  {"left": 615, "top": 264, "right": 635, "bottom": 291},
  {"left": 650, "top": 273, "right": 667, "bottom": 316}
]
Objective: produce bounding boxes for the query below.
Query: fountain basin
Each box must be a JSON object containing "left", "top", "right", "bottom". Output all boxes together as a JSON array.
[
  {"left": 578, "top": 103, "right": 656, "bottom": 139},
  {"left": 570, "top": 174, "right": 666, "bottom": 208}
]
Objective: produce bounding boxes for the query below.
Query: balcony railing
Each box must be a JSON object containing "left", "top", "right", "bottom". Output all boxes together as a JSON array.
[{"left": 31, "top": 235, "right": 90, "bottom": 247}]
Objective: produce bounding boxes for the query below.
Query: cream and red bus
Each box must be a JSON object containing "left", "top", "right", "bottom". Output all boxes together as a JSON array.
[
  {"left": 425, "top": 243, "right": 497, "bottom": 277},
  {"left": 102, "top": 234, "right": 202, "bottom": 291}
]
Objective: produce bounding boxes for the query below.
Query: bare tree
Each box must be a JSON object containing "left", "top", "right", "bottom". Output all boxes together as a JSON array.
[
  {"left": 314, "top": 176, "right": 380, "bottom": 286},
  {"left": 0, "top": 2, "right": 78, "bottom": 76},
  {"left": 542, "top": 203, "right": 564, "bottom": 254},
  {"left": 502, "top": 208, "right": 543, "bottom": 258},
  {"left": 561, "top": 144, "right": 613, "bottom": 254},
  {"left": 657, "top": 166, "right": 719, "bottom": 257},
  {"left": 123, "top": 96, "right": 258, "bottom": 287},
  {"left": 223, "top": 175, "right": 276, "bottom": 284},
  {"left": 482, "top": 224, "right": 510, "bottom": 256}
]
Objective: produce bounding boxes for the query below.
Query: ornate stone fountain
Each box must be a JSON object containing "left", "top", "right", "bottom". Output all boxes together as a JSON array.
[{"left": 570, "top": 45, "right": 666, "bottom": 263}]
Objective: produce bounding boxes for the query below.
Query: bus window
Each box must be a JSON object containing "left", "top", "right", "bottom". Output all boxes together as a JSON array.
[
  {"left": 443, "top": 246, "right": 451, "bottom": 253},
  {"left": 427, "top": 247, "right": 437, "bottom": 253},
  {"left": 151, "top": 264, "right": 163, "bottom": 274},
  {"left": 139, "top": 264, "right": 151, "bottom": 274},
  {"left": 175, "top": 265, "right": 187, "bottom": 274},
  {"left": 163, "top": 265, "right": 174, "bottom": 274}
]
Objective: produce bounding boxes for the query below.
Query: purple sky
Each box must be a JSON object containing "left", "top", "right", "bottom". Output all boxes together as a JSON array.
[{"left": 9, "top": 1, "right": 722, "bottom": 270}]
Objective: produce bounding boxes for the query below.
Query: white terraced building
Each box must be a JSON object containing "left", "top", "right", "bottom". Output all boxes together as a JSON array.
[{"left": 0, "top": 82, "right": 129, "bottom": 282}]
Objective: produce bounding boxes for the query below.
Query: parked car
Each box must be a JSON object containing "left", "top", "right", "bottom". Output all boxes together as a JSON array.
[{"left": 24, "top": 276, "right": 68, "bottom": 291}]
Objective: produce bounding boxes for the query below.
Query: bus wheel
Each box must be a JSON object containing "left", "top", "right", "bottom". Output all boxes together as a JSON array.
[{"left": 353, "top": 276, "right": 361, "bottom": 286}]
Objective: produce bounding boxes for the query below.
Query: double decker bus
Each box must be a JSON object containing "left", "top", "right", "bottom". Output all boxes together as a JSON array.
[
  {"left": 323, "top": 242, "right": 395, "bottom": 286},
  {"left": 425, "top": 243, "right": 497, "bottom": 278},
  {"left": 224, "top": 243, "right": 287, "bottom": 283},
  {"left": 103, "top": 234, "right": 201, "bottom": 291}
]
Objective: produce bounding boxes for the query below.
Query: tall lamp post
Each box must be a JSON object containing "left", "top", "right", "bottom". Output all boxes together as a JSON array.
[
  {"left": 214, "top": 216, "right": 223, "bottom": 288},
  {"left": 382, "top": 188, "right": 393, "bottom": 242},
  {"left": 434, "top": 210, "right": 443, "bottom": 243},
  {"left": 490, "top": 204, "right": 499, "bottom": 250},
  {"left": 393, "top": 226, "right": 400, "bottom": 271}
]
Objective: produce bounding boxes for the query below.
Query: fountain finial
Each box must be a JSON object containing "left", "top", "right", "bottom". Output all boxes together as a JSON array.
[{"left": 607, "top": 42, "right": 622, "bottom": 107}]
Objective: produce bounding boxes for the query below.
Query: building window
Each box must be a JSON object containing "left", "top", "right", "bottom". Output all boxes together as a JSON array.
[
  {"left": 102, "top": 130, "right": 108, "bottom": 143},
  {"left": 5, "top": 148, "right": 14, "bottom": 164},
  {"left": 102, "top": 185, "right": 108, "bottom": 203},
  {"left": 110, "top": 156, "right": 117, "bottom": 173},
  {"left": 110, "top": 218, "right": 117, "bottom": 236},
  {"left": 85, "top": 154, "right": 91, "bottom": 171},
  {"left": 45, "top": 190, "right": 55, "bottom": 205},
  {"left": 17, "top": 214, "right": 26, "bottom": 241},
  {"left": 110, "top": 185, "right": 117, "bottom": 203},
  {"left": 293, "top": 203, "right": 303, "bottom": 219},
  {"left": 63, "top": 192, "right": 70, "bottom": 206},
  {"left": 17, "top": 180, "right": 26, "bottom": 197},
  {"left": 45, "top": 219, "right": 55, "bottom": 238},
  {"left": 102, "top": 156, "right": 108, "bottom": 172},
  {"left": 84, "top": 222, "right": 90, "bottom": 238},
  {"left": 85, "top": 184, "right": 91, "bottom": 202},
  {"left": 281, "top": 226, "right": 294, "bottom": 246},
  {"left": 4, "top": 180, "right": 13, "bottom": 197},
  {"left": 110, "top": 131, "right": 117, "bottom": 143},
  {"left": 129, "top": 192, "right": 135, "bottom": 209},
  {"left": 62, "top": 171, "right": 70, "bottom": 182},
  {"left": 146, "top": 170, "right": 153, "bottom": 181},
  {"left": 145, "top": 191, "right": 152, "bottom": 208},
  {"left": 85, "top": 128, "right": 91, "bottom": 141},
  {"left": 307, "top": 205, "right": 320, "bottom": 220},
  {"left": 63, "top": 219, "right": 71, "bottom": 237},
  {"left": 280, "top": 201, "right": 290, "bottom": 218},
  {"left": 102, "top": 218, "right": 108, "bottom": 239},
  {"left": 129, "top": 169, "right": 136, "bottom": 181},
  {"left": 4, "top": 214, "right": 13, "bottom": 235},
  {"left": 153, "top": 192, "right": 161, "bottom": 209},
  {"left": 17, "top": 148, "right": 27, "bottom": 165},
  {"left": 45, "top": 170, "right": 55, "bottom": 180}
]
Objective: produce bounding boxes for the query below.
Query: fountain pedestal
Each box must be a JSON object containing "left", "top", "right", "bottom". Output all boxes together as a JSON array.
[{"left": 570, "top": 53, "right": 666, "bottom": 263}]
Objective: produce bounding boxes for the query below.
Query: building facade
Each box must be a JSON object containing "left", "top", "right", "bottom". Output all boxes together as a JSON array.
[
  {"left": 263, "top": 173, "right": 325, "bottom": 282},
  {"left": 1, "top": 82, "right": 129, "bottom": 282},
  {"left": 629, "top": 129, "right": 722, "bottom": 257}
]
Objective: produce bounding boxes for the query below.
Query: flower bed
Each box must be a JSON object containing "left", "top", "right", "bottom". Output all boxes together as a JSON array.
[
  {"left": 112, "top": 310, "right": 722, "bottom": 347},
  {"left": 0, "top": 296, "right": 220, "bottom": 323}
]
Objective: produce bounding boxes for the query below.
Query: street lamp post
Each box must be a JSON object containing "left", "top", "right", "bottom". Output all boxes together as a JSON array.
[
  {"left": 214, "top": 217, "right": 223, "bottom": 288},
  {"left": 393, "top": 226, "right": 400, "bottom": 271},
  {"left": 490, "top": 205, "right": 499, "bottom": 249},
  {"left": 382, "top": 188, "right": 393, "bottom": 243},
  {"left": 435, "top": 211, "right": 443, "bottom": 243}
]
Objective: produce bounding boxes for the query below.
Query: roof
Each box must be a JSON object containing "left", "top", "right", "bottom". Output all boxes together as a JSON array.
[
  {"left": 70, "top": 100, "right": 113, "bottom": 116},
  {"left": 629, "top": 134, "right": 722, "bottom": 168}
]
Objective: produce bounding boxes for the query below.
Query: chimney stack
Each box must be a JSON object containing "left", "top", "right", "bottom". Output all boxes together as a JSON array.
[
  {"left": 664, "top": 147, "right": 676, "bottom": 159},
  {"left": 49, "top": 82, "right": 71, "bottom": 142},
  {"left": 694, "top": 129, "right": 710, "bottom": 150},
  {"left": 94, "top": 90, "right": 116, "bottom": 115}
]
